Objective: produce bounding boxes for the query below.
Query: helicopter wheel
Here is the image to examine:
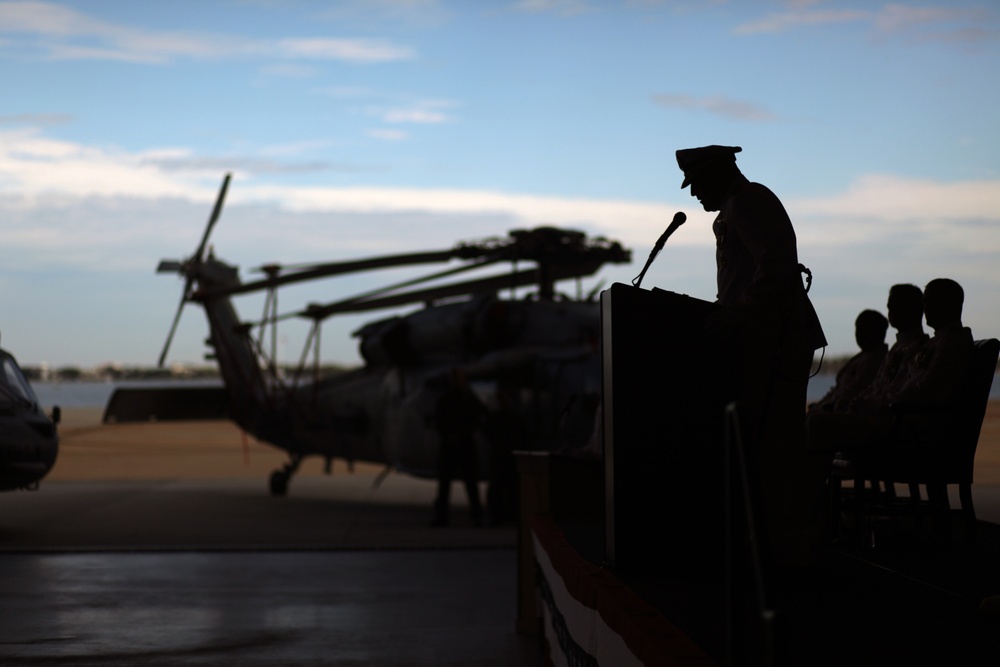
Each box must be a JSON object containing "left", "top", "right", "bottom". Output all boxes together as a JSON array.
[{"left": 269, "top": 470, "right": 290, "bottom": 497}]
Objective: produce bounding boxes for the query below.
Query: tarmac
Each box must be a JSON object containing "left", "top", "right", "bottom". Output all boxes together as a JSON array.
[
  {"left": 0, "top": 410, "right": 542, "bottom": 667},
  {"left": 3, "top": 407, "right": 1000, "bottom": 666},
  {"left": 0, "top": 550, "right": 536, "bottom": 667},
  {"left": 0, "top": 476, "right": 540, "bottom": 667},
  {"left": 6, "top": 480, "right": 1000, "bottom": 667}
]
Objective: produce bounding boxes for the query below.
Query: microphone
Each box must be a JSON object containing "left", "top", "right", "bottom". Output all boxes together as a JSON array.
[
  {"left": 631, "top": 212, "right": 687, "bottom": 288},
  {"left": 654, "top": 211, "right": 686, "bottom": 250}
]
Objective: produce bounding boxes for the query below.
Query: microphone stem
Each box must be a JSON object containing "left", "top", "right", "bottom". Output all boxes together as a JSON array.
[
  {"left": 631, "top": 246, "right": 661, "bottom": 288},
  {"left": 631, "top": 215, "right": 684, "bottom": 288}
]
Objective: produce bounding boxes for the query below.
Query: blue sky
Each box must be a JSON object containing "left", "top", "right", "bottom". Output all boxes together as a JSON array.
[{"left": 1, "top": 0, "right": 998, "bottom": 369}]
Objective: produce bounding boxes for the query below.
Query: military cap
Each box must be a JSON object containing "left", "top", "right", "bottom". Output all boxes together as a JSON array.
[{"left": 676, "top": 145, "right": 742, "bottom": 188}]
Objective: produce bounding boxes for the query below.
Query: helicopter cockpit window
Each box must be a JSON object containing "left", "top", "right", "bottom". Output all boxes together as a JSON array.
[{"left": 1, "top": 355, "right": 38, "bottom": 407}]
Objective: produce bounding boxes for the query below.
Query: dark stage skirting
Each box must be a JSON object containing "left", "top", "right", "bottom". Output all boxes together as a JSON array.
[
  {"left": 532, "top": 510, "right": 1000, "bottom": 666},
  {"left": 531, "top": 514, "right": 714, "bottom": 667}
]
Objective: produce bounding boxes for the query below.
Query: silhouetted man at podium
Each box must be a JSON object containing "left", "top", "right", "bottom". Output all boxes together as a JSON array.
[{"left": 676, "top": 145, "right": 827, "bottom": 565}]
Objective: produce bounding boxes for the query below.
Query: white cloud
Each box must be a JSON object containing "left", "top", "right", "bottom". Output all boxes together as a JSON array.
[
  {"left": 316, "top": 85, "right": 373, "bottom": 99},
  {"left": 733, "top": 2, "right": 993, "bottom": 42},
  {"left": 260, "top": 63, "right": 321, "bottom": 78},
  {"left": 511, "top": 0, "right": 595, "bottom": 17},
  {"left": 0, "top": 1, "right": 415, "bottom": 64},
  {"left": 258, "top": 140, "right": 332, "bottom": 157},
  {"left": 383, "top": 108, "right": 450, "bottom": 124},
  {"left": 314, "top": 0, "right": 451, "bottom": 26},
  {"left": 41, "top": 44, "right": 168, "bottom": 64},
  {"left": 734, "top": 8, "right": 868, "bottom": 34},
  {"left": 0, "top": 129, "right": 366, "bottom": 198},
  {"left": 368, "top": 128, "right": 409, "bottom": 141},
  {"left": 374, "top": 99, "right": 458, "bottom": 125},
  {"left": 276, "top": 38, "right": 413, "bottom": 63},
  {"left": 652, "top": 93, "right": 781, "bottom": 122},
  {"left": 0, "top": 112, "right": 73, "bottom": 126},
  {"left": 873, "top": 5, "right": 966, "bottom": 33},
  {"left": 789, "top": 175, "right": 1000, "bottom": 255},
  {"left": 871, "top": 5, "right": 998, "bottom": 45},
  {"left": 0, "top": 1, "right": 107, "bottom": 36},
  {"left": 1, "top": 127, "right": 999, "bottom": 273},
  {"left": 0, "top": 128, "right": 214, "bottom": 199},
  {"left": 792, "top": 174, "right": 1000, "bottom": 222},
  {"left": 239, "top": 183, "right": 679, "bottom": 242},
  {"left": 1, "top": 129, "right": 998, "bottom": 366}
]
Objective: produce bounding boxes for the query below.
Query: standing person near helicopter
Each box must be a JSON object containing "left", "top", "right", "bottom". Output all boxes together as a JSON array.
[
  {"left": 431, "top": 367, "right": 487, "bottom": 528},
  {"left": 675, "top": 145, "right": 827, "bottom": 566}
]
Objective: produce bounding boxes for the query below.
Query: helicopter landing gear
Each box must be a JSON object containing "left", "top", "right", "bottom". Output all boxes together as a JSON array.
[{"left": 269, "top": 455, "right": 302, "bottom": 497}]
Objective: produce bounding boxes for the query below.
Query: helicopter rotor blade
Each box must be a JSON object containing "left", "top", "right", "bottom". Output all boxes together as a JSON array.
[
  {"left": 300, "top": 269, "right": 541, "bottom": 320},
  {"left": 157, "top": 259, "right": 184, "bottom": 273},
  {"left": 297, "top": 255, "right": 504, "bottom": 312},
  {"left": 158, "top": 277, "right": 193, "bottom": 367},
  {"left": 297, "top": 259, "right": 603, "bottom": 321},
  {"left": 194, "top": 172, "right": 231, "bottom": 262},
  {"left": 202, "top": 249, "right": 462, "bottom": 299},
  {"left": 258, "top": 249, "right": 460, "bottom": 277},
  {"left": 157, "top": 172, "right": 230, "bottom": 367},
  {"left": 201, "top": 226, "right": 630, "bottom": 300}
]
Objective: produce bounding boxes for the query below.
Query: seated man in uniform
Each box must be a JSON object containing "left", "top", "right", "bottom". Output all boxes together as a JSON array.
[
  {"left": 809, "top": 309, "right": 888, "bottom": 414},
  {"left": 847, "top": 283, "right": 928, "bottom": 415},
  {"left": 889, "top": 278, "right": 974, "bottom": 406},
  {"left": 807, "top": 278, "right": 973, "bottom": 452}
]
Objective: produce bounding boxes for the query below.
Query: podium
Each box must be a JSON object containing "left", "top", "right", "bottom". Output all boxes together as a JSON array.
[{"left": 601, "top": 283, "right": 728, "bottom": 578}]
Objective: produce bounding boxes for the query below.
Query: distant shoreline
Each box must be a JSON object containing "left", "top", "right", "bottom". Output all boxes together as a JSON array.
[
  {"left": 20, "top": 364, "right": 354, "bottom": 384},
  {"left": 31, "top": 378, "right": 222, "bottom": 410},
  {"left": 34, "top": 374, "right": 1000, "bottom": 414}
]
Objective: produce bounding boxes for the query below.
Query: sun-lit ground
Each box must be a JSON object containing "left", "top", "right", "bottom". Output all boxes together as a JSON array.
[
  {"left": 47, "top": 407, "right": 387, "bottom": 482},
  {"left": 48, "top": 402, "right": 1000, "bottom": 485}
]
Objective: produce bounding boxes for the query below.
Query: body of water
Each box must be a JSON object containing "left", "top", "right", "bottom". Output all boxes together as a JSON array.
[
  {"left": 32, "top": 379, "right": 224, "bottom": 410},
  {"left": 29, "top": 375, "right": 1000, "bottom": 411}
]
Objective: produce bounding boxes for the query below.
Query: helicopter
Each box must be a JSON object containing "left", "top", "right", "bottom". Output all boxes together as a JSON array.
[
  {"left": 0, "top": 338, "right": 59, "bottom": 492},
  {"left": 149, "top": 173, "right": 630, "bottom": 496}
]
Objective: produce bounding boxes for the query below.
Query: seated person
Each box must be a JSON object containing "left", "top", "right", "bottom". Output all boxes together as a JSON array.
[
  {"left": 810, "top": 309, "right": 888, "bottom": 414},
  {"left": 807, "top": 278, "right": 973, "bottom": 453},
  {"left": 889, "top": 278, "right": 974, "bottom": 406},
  {"left": 847, "top": 283, "right": 928, "bottom": 415}
]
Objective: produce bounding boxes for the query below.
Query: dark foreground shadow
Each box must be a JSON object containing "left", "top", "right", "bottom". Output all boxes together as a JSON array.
[{"left": 774, "top": 519, "right": 1000, "bottom": 666}]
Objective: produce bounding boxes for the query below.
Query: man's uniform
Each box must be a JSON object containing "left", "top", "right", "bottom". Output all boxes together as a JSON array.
[
  {"left": 812, "top": 343, "right": 888, "bottom": 414},
  {"left": 678, "top": 145, "right": 826, "bottom": 565},
  {"left": 850, "top": 328, "right": 929, "bottom": 414}
]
